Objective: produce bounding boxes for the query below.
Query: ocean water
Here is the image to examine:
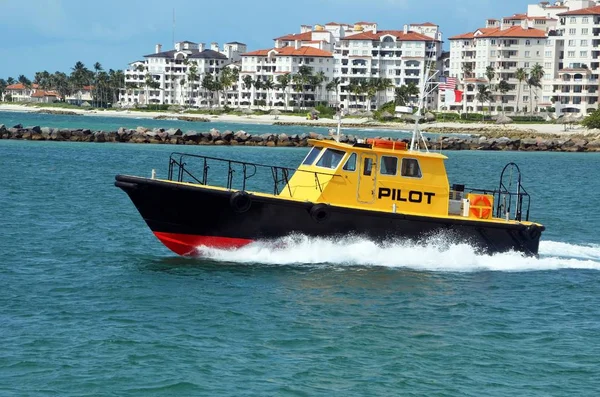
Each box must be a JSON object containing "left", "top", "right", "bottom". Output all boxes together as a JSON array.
[
  {"left": 2, "top": 121, "right": 600, "bottom": 395},
  {"left": 0, "top": 110, "right": 441, "bottom": 140}
]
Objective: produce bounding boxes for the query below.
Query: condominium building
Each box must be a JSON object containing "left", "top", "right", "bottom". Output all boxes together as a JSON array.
[
  {"left": 448, "top": 0, "right": 600, "bottom": 114},
  {"left": 239, "top": 21, "right": 443, "bottom": 112},
  {"left": 120, "top": 41, "right": 247, "bottom": 106}
]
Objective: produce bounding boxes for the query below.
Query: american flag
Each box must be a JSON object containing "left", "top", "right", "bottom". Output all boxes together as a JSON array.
[{"left": 439, "top": 77, "right": 457, "bottom": 91}]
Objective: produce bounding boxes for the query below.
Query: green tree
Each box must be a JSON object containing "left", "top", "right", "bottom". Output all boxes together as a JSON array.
[
  {"left": 187, "top": 63, "right": 199, "bottom": 107},
  {"left": 476, "top": 84, "right": 491, "bottom": 119},
  {"left": 0, "top": 79, "right": 7, "bottom": 101},
  {"left": 7, "top": 77, "right": 15, "bottom": 85},
  {"left": 528, "top": 63, "right": 544, "bottom": 115},
  {"left": 276, "top": 73, "right": 291, "bottom": 110},
  {"left": 93, "top": 62, "right": 103, "bottom": 107},
  {"left": 515, "top": 68, "right": 528, "bottom": 114},
  {"left": 242, "top": 75, "right": 253, "bottom": 108},
  {"left": 497, "top": 79, "right": 510, "bottom": 114},
  {"left": 325, "top": 77, "right": 340, "bottom": 107},
  {"left": 462, "top": 63, "right": 473, "bottom": 79},
  {"left": 253, "top": 78, "right": 264, "bottom": 108},
  {"left": 485, "top": 65, "right": 496, "bottom": 114},
  {"left": 263, "top": 77, "right": 274, "bottom": 109}
]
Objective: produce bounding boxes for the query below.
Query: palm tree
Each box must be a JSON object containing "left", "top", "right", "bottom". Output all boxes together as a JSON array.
[
  {"left": 497, "top": 80, "right": 510, "bottom": 114},
  {"left": 70, "top": 61, "right": 91, "bottom": 104},
  {"left": 515, "top": 68, "right": 527, "bottom": 114},
  {"left": 109, "top": 69, "right": 125, "bottom": 106},
  {"left": 187, "top": 63, "right": 199, "bottom": 107},
  {"left": 0, "top": 79, "right": 7, "bottom": 101},
  {"left": 374, "top": 77, "right": 393, "bottom": 109},
  {"left": 325, "top": 77, "right": 341, "bottom": 107},
  {"left": 529, "top": 63, "right": 544, "bottom": 114},
  {"left": 476, "top": 84, "right": 491, "bottom": 119},
  {"left": 93, "top": 62, "right": 103, "bottom": 107},
  {"left": 297, "top": 65, "right": 313, "bottom": 109},
  {"left": 276, "top": 73, "right": 291, "bottom": 110},
  {"left": 7, "top": 77, "right": 15, "bottom": 85},
  {"left": 178, "top": 76, "right": 186, "bottom": 106},
  {"left": 253, "top": 78, "right": 264, "bottom": 108},
  {"left": 263, "top": 77, "right": 274, "bottom": 109},
  {"left": 242, "top": 75, "right": 253, "bottom": 108},
  {"left": 485, "top": 65, "right": 495, "bottom": 114},
  {"left": 312, "top": 70, "right": 326, "bottom": 105}
]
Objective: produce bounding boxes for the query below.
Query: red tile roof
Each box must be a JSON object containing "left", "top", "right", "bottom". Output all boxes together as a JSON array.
[
  {"left": 479, "top": 26, "right": 547, "bottom": 38},
  {"left": 449, "top": 27, "right": 498, "bottom": 40},
  {"left": 6, "top": 83, "right": 39, "bottom": 90},
  {"left": 242, "top": 46, "right": 333, "bottom": 57},
  {"left": 558, "top": 5, "right": 600, "bottom": 16},
  {"left": 503, "top": 13, "right": 527, "bottom": 20},
  {"left": 343, "top": 30, "right": 435, "bottom": 41},
  {"left": 355, "top": 21, "right": 376, "bottom": 25},
  {"left": 274, "top": 31, "right": 313, "bottom": 41},
  {"left": 31, "top": 90, "right": 59, "bottom": 98},
  {"left": 411, "top": 22, "right": 437, "bottom": 26}
]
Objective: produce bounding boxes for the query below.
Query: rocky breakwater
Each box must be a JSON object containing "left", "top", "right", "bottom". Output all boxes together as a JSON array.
[{"left": 1, "top": 124, "right": 600, "bottom": 152}]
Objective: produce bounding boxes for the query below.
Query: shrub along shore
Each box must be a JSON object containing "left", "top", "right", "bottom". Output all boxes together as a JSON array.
[{"left": 1, "top": 124, "right": 600, "bottom": 152}]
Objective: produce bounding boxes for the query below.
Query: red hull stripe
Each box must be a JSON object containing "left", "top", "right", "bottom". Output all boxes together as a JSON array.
[{"left": 153, "top": 232, "right": 253, "bottom": 256}]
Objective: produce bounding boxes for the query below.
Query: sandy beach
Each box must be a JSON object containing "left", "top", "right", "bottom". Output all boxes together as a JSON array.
[{"left": 0, "top": 103, "right": 597, "bottom": 137}]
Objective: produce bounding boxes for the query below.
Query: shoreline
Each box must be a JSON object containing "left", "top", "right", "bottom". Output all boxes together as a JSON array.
[
  {"left": 1, "top": 124, "right": 599, "bottom": 152},
  {"left": 1, "top": 103, "right": 598, "bottom": 138}
]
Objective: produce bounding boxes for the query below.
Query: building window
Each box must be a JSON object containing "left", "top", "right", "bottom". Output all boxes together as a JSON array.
[
  {"left": 545, "top": 50, "right": 552, "bottom": 57},
  {"left": 581, "top": 51, "right": 588, "bottom": 57},
  {"left": 570, "top": 17, "right": 577, "bottom": 24},
  {"left": 581, "top": 39, "right": 588, "bottom": 46},
  {"left": 525, "top": 40, "right": 531, "bottom": 45},
  {"left": 491, "top": 39, "right": 496, "bottom": 45},
  {"left": 491, "top": 50, "right": 496, "bottom": 56},
  {"left": 569, "top": 28, "right": 576, "bottom": 34},
  {"left": 568, "top": 51, "right": 575, "bottom": 57},
  {"left": 525, "top": 51, "right": 530, "bottom": 58},
  {"left": 568, "top": 39, "right": 575, "bottom": 46},
  {"left": 524, "top": 62, "right": 530, "bottom": 67},
  {"left": 583, "top": 17, "right": 589, "bottom": 24},
  {"left": 582, "top": 28, "right": 588, "bottom": 35}
]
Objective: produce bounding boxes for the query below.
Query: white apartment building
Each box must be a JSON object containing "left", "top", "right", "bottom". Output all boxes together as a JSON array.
[
  {"left": 239, "top": 21, "right": 443, "bottom": 111},
  {"left": 448, "top": 0, "right": 600, "bottom": 115},
  {"left": 121, "top": 40, "right": 247, "bottom": 106}
]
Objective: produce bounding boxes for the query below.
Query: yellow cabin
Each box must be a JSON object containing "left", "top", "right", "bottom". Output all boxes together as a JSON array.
[{"left": 279, "top": 138, "right": 493, "bottom": 221}]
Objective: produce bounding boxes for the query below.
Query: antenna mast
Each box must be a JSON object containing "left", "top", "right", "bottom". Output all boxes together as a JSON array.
[{"left": 409, "top": 57, "right": 439, "bottom": 152}]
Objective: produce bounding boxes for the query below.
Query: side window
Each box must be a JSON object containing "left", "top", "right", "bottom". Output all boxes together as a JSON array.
[
  {"left": 363, "top": 157, "right": 373, "bottom": 176},
  {"left": 302, "top": 147, "right": 322, "bottom": 165},
  {"left": 401, "top": 158, "right": 422, "bottom": 178},
  {"left": 380, "top": 156, "right": 398, "bottom": 175},
  {"left": 342, "top": 153, "right": 357, "bottom": 171},
  {"left": 316, "top": 149, "right": 346, "bottom": 169}
]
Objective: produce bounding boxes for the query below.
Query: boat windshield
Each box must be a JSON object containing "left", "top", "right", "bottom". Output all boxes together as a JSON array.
[
  {"left": 316, "top": 149, "right": 346, "bottom": 169},
  {"left": 302, "top": 147, "right": 323, "bottom": 165}
]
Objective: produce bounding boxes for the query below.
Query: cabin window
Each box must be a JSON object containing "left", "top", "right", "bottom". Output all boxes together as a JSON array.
[
  {"left": 380, "top": 156, "right": 398, "bottom": 175},
  {"left": 401, "top": 158, "right": 422, "bottom": 178},
  {"left": 342, "top": 153, "right": 357, "bottom": 171},
  {"left": 363, "top": 158, "right": 373, "bottom": 176},
  {"left": 302, "top": 146, "right": 322, "bottom": 165},
  {"left": 316, "top": 149, "right": 346, "bottom": 169}
]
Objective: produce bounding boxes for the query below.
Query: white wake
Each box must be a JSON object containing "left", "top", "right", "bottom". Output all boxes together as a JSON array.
[{"left": 195, "top": 235, "right": 600, "bottom": 272}]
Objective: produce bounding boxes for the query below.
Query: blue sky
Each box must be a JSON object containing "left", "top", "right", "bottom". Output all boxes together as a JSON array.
[{"left": 0, "top": 0, "right": 529, "bottom": 78}]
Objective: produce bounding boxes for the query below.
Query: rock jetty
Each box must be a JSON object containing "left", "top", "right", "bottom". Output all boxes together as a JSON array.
[{"left": 1, "top": 124, "right": 600, "bottom": 152}]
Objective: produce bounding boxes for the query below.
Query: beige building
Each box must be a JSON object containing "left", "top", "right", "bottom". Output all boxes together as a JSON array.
[
  {"left": 239, "top": 21, "right": 443, "bottom": 111},
  {"left": 121, "top": 41, "right": 247, "bottom": 107},
  {"left": 448, "top": 0, "right": 600, "bottom": 115}
]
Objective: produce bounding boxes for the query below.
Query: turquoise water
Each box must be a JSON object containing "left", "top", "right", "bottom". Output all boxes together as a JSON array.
[
  {"left": 2, "top": 120, "right": 600, "bottom": 395},
  {"left": 0, "top": 110, "right": 422, "bottom": 139}
]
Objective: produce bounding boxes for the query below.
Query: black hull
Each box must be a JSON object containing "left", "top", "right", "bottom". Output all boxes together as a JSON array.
[{"left": 115, "top": 175, "right": 544, "bottom": 256}]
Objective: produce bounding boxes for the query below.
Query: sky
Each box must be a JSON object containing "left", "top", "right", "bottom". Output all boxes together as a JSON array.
[{"left": 0, "top": 0, "right": 531, "bottom": 79}]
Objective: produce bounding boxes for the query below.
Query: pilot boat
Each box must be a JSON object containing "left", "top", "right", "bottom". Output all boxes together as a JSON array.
[
  {"left": 115, "top": 71, "right": 544, "bottom": 257},
  {"left": 115, "top": 129, "right": 544, "bottom": 256}
]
